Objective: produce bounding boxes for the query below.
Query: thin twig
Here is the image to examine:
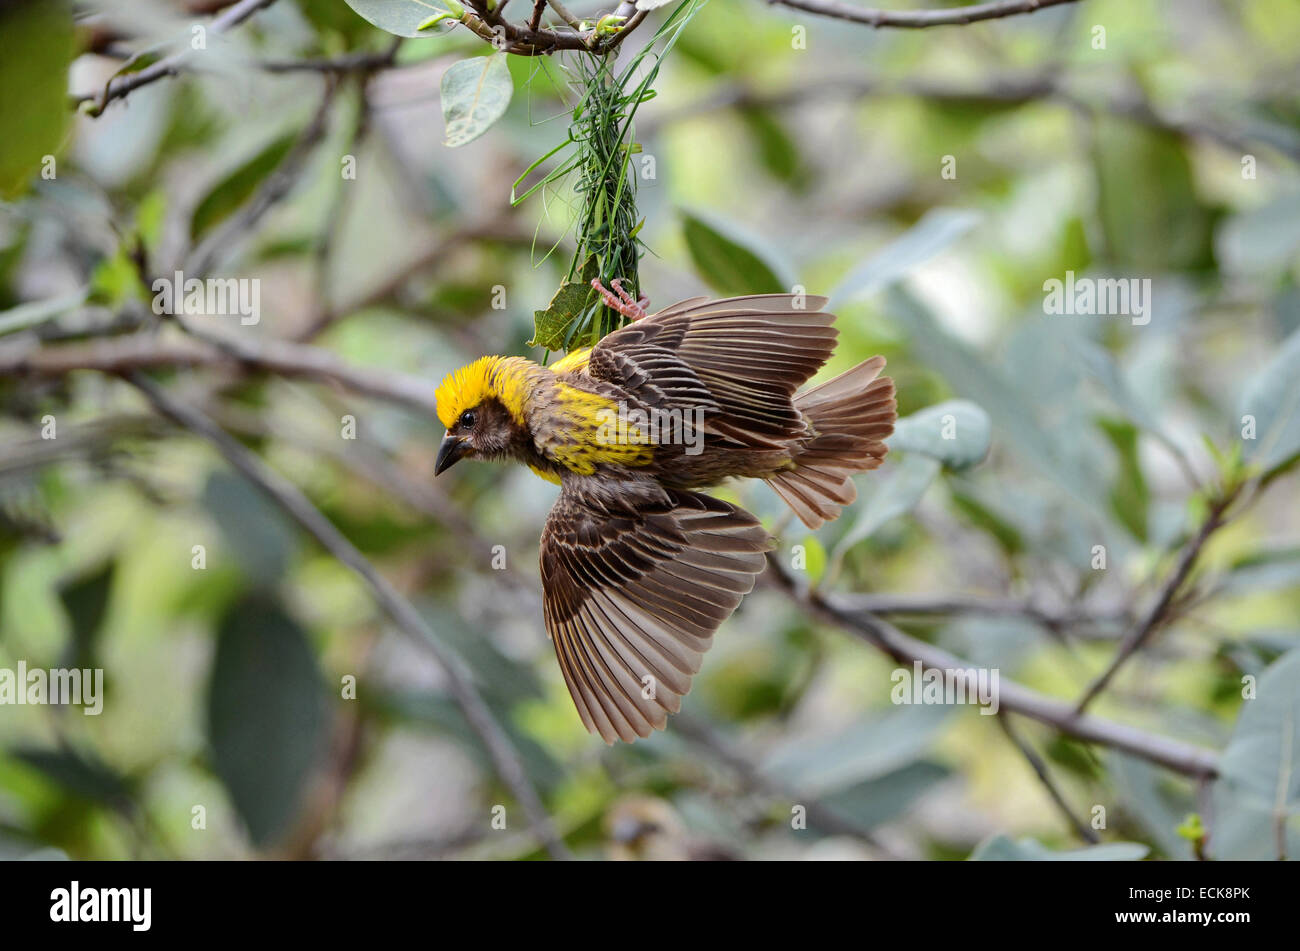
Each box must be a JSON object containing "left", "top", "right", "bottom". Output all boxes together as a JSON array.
[
  {"left": 996, "top": 711, "right": 1100, "bottom": 843},
  {"left": 72, "top": 0, "right": 281, "bottom": 115},
  {"left": 547, "top": 0, "right": 586, "bottom": 30},
  {"left": 672, "top": 714, "right": 907, "bottom": 859},
  {"left": 126, "top": 373, "right": 572, "bottom": 860},
  {"left": 644, "top": 72, "right": 1299, "bottom": 164},
  {"left": 765, "top": 0, "right": 1078, "bottom": 29},
  {"left": 0, "top": 332, "right": 440, "bottom": 415},
  {"left": 1074, "top": 490, "right": 1238, "bottom": 714},
  {"left": 529, "top": 0, "right": 549, "bottom": 31},
  {"left": 186, "top": 82, "right": 340, "bottom": 278},
  {"left": 259, "top": 43, "right": 405, "bottom": 75},
  {"left": 768, "top": 557, "right": 1220, "bottom": 780},
  {"left": 835, "top": 591, "right": 1129, "bottom": 639}
]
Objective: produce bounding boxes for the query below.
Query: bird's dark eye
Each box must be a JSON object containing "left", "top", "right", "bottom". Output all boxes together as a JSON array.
[{"left": 459, "top": 410, "right": 477, "bottom": 428}]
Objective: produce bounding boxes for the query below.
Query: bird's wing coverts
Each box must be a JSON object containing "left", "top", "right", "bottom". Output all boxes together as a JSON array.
[
  {"left": 586, "top": 294, "right": 838, "bottom": 446},
  {"left": 539, "top": 485, "right": 771, "bottom": 743}
]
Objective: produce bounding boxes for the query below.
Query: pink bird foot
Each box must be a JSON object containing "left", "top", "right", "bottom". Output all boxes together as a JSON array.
[{"left": 592, "top": 278, "right": 650, "bottom": 321}]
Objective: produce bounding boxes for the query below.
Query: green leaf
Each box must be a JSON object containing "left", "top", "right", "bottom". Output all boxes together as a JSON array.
[
  {"left": 1238, "top": 326, "right": 1300, "bottom": 475},
  {"left": 58, "top": 562, "right": 115, "bottom": 670},
  {"left": 1097, "top": 417, "right": 1149, "bottom": 542},
  {"left": 441, "top": 54, "right": 514, "bottom": 148},
  {"left": 970, "top": 835, "right": 1149, "bottom": 861},
  {"left": 208, "top": 593, "right": 330, "bottom": 848},
  {"left": 530, "top": 256, "right": 599, "bottom": 351},
  {"left": 201, "top": 472, "right": 298, "bottom": 588},
  {"left": 301, "top": 0, "right": 386, "bottom": 42},
  {"left": 738, "top": 108, "right": 802, "bottom": 184},
  {"left": 681, "top": 210, "right": 786, "bottom": 296},
  {"left": 1094, "top": 118, "right": 1216, "bottom": 273},
  {"left": 11, "top": 747, "right": 133, "bottom": 813},
  {"left": 888, "top": 399, "right": 990, "bottom": 471},
  {"left": 831, "top": 208, "right": 980, "bottom": 304},
  {"left": 190, "top": 133, "right": 297, "bottom": 242},
  {"left": 827, "top": 454, "right": 940, "bottom": 578},
  {"left": 1107, "top": 751, "right": 1194, "bottom": 859},
  {"left": 0, "top": 1, "right": 74, "bottom": 199},
  {"left": 1075, "top": 337, "right": 1165, "bottom": 436},
  {"left": 890, "top": 288, "right": 1108, "bottom": 519},
  {"left": 342, "top": 0, "right": 458, "bottom": 36},
  {"left": 1176, "top": 812, "right": 1205, "bottom": 842},
  {"left": 87, "top": 250, "right": 145, "bottom": 308},
  {"left": 1218, "top": 648, "right": 1300, "bottom": 813},
  {"left": 820, "top": 761, "right": 950, "bottom": 830},
  {"left": 1217, "top": 191, "right": 1300, "bottom": 276},
  {"left": 1209, "top": 648, "right": 1300, "bottom": 858},
  {"left": 1220, "top": 546, "right": 1300, "bottom": 595},
  {"left": 762, "top": 703, "right": 950, "bottom": 795},
  {"left": 0, "top": 290, "right": 87, "bottom": 337},
  {"left": 949, "top": 488, "right": 1023, "bottom": 556}
]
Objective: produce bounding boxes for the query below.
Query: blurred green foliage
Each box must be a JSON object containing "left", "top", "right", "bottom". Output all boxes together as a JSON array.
[{"left": 0, "top": 0, "right": 1297, "bottom": 861}]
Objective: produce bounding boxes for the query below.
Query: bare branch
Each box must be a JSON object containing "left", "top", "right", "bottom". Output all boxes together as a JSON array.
[
  {"left": 0, "top": 332, "right": 440, "bottom": 416},
  {"left": 765, "top": 0, "right": 1079, "bottom": 29},
  {"left": 996, "top": 711, "right": 1099, "bottom": 843},
  {"left": 547, "top": 0, "right": 587, "bottom": 30},
  {"left": 529, "top": 0, "right": 549, "bottom": 31},
  {"left": 673, "top": 714, "right": 907, "bottom": 859},
  {"left": 72, "top": 0, "right": 281, "bottom": 115},
  {"left": 768, "top": 558, "right": 1221, "bottom": 780},
  {"left": 835, "top": 590, "right": 1129, "bottom": 639},
  {"left": 645, "top": 72, "right": 1300, "bottom": 164},
  {"left": 186, "top": 82, "right": 340, "bottom": 278},
  {"left": 126, "top": 373, "right": 571, "bottom": 860},
  {"left": 1074, "top": 489, "right": 1240, "bottom": 714},
  {"left": 259, "top": 42, "right": 405, "bottom": 75}
]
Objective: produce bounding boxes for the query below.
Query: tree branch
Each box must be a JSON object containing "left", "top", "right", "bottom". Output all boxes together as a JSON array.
[
  {"left": 644, "top": 71, "right": 1300, "bottom": 164},
  {"left": 0, "top": 332, "right": 440, "bottom": 416},
  {"left": 765, "top": 0, "right": 1078, "bottom": 29},
  {"left": 186, "top": 81, "right": 340, "bottom": 278},
  {"left": 672, "top": 714, "right": 907, "bottom": 859},
  {"left": 835, "top": 590, "right": 1129, "bottom": 639},
  {"left": 768, "top": 558, "right": 1220, "bottom": 780},
  {"left": 1074, "top": 489, "right": 1239, "bottom": 714},
  {"left": 996, "top": 711, "right": 1100, "bottom": 843},
  {"left": 72, "top": 0, "right": 281, "bottom": 115},
  {"left": 126, "top": 373, "right": 571, "bottom": 860},
  {"left": 258, "top": 44, "right": 405, "bottom": 75}
]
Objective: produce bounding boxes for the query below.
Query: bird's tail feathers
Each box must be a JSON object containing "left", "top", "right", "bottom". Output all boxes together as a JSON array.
[{"left": 767, "top": 356, "right": 896, "bottom": 529}]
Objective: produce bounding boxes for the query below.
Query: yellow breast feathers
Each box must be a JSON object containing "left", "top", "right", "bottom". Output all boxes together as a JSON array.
[{"left": 547, "top": 382, "right": 655, "bottom": 475}]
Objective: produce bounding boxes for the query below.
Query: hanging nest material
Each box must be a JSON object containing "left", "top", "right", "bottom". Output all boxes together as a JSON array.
[{"left": 513, "top": 0, "right": 706, "bottom": 353}]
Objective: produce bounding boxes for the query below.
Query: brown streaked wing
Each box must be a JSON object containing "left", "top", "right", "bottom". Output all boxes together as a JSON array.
[
  {"left": 540, "top": 485, "right": 772, "bottom": 743},
  {"left": 590, "top": 294, "right": 839, "bottom": 447}
]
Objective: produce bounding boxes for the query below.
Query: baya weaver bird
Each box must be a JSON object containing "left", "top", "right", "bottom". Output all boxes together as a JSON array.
[{"left": 434, "top": 284, "right": 896, "bottom": 743}]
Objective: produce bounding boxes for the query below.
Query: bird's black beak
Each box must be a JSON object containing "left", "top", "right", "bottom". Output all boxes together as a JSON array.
[{"left": 435, "top": 434, "right": 468, "bottom": 476}]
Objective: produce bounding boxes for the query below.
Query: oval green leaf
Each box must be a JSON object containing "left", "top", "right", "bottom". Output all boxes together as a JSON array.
[
  {"left": 888, "top": 399, "right": 991, "bottom": 471},
  {"left": 343, "top": 0, "right": 457, "bottom": 37},
  {"left": 441, "top": 54, "right": 514, "bottom": 148},
  {"left": 681, "top": 210, "right": 787, "bottom": 296},
  {"left": 208, "top": 593, "right": 330, "bottom": 848},
  {"left": 0, "top": 0, "right": 74, "bottom": 199},
  {"left": 1238, "top": 326, "right": 1300, "bottom": 476}
]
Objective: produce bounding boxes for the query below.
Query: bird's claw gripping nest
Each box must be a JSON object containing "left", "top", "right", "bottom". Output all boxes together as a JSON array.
[{"left": 592, "top": 278, "right": 650, "bottom": 322}]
